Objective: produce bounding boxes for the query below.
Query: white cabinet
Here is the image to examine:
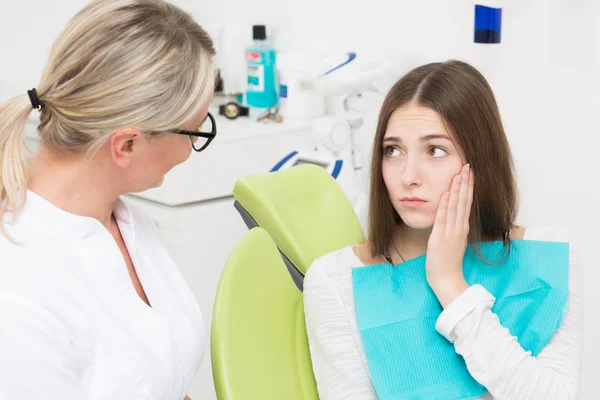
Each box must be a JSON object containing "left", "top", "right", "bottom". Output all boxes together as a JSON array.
[{"left": 133, "top": 114, "right": 315, "bottom": 205}]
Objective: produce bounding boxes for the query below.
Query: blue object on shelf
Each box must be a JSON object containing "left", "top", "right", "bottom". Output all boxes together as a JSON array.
[
  {"left": 474, "top": 5, "right": 502, "bottom": 43},
  {"left": 246, "top": 25, "right": 278, "bottom": 108}
]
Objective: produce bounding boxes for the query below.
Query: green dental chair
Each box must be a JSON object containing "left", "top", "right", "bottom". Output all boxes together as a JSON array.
[
  {"left": 231, "top": 164, "right": 364, "bottom": 291},
  {"left": 211, "top": 164, "right": 365, "bottom": 399}
]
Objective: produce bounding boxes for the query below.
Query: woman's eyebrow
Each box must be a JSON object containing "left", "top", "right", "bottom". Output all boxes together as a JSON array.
[
  {"left": 383, "top": 134, "right": 451, "bottom": 143},
  {"left": 383, "top": 136, "right": 401, "bottom": 143},
  {"left": 420, "top": 134, "right": 451, "bottom": 142}
]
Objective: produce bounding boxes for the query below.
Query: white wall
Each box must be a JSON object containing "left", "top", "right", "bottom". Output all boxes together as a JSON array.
[{"left": 1, "top": 0, "right": 598, "bottom": 398}]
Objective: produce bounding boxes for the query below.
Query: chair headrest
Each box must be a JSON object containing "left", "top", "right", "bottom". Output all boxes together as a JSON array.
[{"left": 233, "top": 164, "right": 364, "bottom": 276}]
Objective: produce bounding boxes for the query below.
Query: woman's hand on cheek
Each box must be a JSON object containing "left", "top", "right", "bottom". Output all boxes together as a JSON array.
[{"left": 426, "top": 163, "right": 474, "bottom": 308}]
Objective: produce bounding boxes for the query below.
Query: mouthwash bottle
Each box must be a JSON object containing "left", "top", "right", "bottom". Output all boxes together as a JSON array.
[{"left": 245, "top": 25, "right": 278, "bottom": 108}]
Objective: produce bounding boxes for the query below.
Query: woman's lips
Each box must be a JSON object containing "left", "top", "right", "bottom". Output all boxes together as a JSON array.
[{"left": 400, "top": 197, "right": 427, "bottom": 208}]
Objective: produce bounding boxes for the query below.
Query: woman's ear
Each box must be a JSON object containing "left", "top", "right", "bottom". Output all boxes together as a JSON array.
[{"left": 109, "top": 128, "right": 146, "bottom": 168}]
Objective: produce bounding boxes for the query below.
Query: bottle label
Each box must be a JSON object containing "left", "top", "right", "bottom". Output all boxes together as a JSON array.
[
  {"left": 247, "top": 64, "right": 264, "bottom": 92},
  {"left": 246, "top": 51, "right": 263, "bottom": 63}
]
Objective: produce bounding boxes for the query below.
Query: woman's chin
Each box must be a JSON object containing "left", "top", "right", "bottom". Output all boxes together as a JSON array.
[
  {"left": 398, "top": 213, "right": 435, "bottom": 231},
  {"left": 152, "top": 175, "right": 165, "bottom": 188}
]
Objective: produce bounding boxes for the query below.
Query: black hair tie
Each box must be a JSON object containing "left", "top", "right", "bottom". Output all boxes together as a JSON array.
[{"left": 27, "top": 88, "right": 44, "bottom": 110}]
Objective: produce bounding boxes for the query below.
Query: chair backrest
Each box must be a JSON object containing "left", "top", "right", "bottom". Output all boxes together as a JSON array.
[
  {"left": 211, "top": 227, "right": 319, "bottom": 400},
  {"left": 233, "top": 164, "right": 364, "bottom": 280}
]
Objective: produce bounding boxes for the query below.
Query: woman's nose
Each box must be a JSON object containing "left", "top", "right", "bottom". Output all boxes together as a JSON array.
[{"left": 400, "top": 157, "right": 422, "bottom": 187}]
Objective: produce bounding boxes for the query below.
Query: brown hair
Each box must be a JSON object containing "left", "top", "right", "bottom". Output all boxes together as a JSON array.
[{"left": 368, "top": 60, "right": 518, "bottom": 259}]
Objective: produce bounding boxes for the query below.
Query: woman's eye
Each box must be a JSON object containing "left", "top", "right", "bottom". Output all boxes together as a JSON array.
[
  {"left": 428, "top": 146, "right": 447, "bottom": 158},
  {"left": 385, "top": 146, "right": 400, "bottom": 157}
]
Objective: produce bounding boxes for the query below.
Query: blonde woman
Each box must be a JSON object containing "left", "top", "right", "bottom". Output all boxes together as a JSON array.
[{"left": 0, "top": 1, "right": 216, "bottom": 399}]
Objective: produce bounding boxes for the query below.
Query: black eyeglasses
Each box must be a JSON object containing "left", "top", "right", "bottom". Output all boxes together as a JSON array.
[{"left": 166, "top": 112, "right": 217, "bottom": 152}]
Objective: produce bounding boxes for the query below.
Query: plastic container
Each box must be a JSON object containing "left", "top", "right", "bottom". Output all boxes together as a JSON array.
[
  {"left": 277, "top": 52, "right": 326, "bottom": 119},
  {"left": 245, "top": 25, "right": 278, "bottom": 108}
]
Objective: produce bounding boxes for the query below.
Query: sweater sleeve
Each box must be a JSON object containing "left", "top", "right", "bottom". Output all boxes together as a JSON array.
[
  {"left": 303, "top": 259, "right": 379, "bottom": 400},
  {"left": 435, "top": 234, "right": 583, "bottom": 400}
]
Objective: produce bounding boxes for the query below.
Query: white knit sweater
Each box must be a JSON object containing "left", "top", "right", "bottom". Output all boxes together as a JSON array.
[{"left": 303, "top": 226, "right": 583, "bottom": 400}]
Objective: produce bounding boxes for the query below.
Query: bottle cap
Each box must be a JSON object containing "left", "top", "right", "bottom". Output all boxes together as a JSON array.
[{"left": 253, "top": 25, "right": 267, "bottom": 40}]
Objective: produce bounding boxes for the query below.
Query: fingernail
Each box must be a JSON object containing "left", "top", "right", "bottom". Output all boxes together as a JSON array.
[
  {"left": 466, "top": 163, "right": 470, "bottom": 172},
  {"left": 457, "top": 176, "right": 461, "bottom": 184}
]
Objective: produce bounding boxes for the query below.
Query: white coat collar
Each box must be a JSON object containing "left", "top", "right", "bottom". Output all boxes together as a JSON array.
[{"left": 10, "top": 190, "right": 134, "bottom": 241}]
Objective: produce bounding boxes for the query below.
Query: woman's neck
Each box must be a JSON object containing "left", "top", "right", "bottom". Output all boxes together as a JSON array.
[
  {"left": 391, "top": 224, "right": 431, "bottom": 262},
  {"left": 392, "top": 225, "right": 526, "bottom": 263},
  {"left": 27, "top": 145, "right": 119, "bottom": 229}
]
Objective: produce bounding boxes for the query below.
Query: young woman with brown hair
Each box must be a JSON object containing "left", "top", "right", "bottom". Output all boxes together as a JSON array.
[{"left": 304, "top": 60, "right": 583, "bottom": 400}]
